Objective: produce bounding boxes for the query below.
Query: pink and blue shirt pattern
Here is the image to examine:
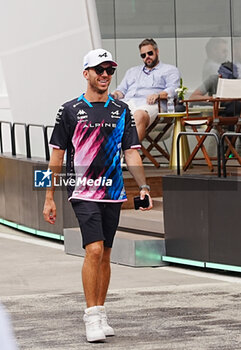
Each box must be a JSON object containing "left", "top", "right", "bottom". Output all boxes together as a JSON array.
[{"left": 50, "top": 94, "right": 140, "bottom": 202}]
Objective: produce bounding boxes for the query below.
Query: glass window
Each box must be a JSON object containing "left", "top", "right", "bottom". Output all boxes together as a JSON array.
[
  {"left": 96, "top": 0, "right": 175, "bottom": 39},
  {"left": 176, "top": 0, "right": 232, "bottom": 91},
  {"left": 96, "top": 0, "right": 115, "bottom": 39},
  {"left": 232, "top": 0, "right": 241, "bottom": 36},
  {"left": 96, "top": 0, "right": 176, "bottom": 87},
  {"left": 96, "top": 0, "right": 238, "bottom": 90},
  {"left": 114, "top": 0, "right": 175, "bottom": 39},
  {"left": 176, "top": 0, "right": 231, "bottom": 37}
]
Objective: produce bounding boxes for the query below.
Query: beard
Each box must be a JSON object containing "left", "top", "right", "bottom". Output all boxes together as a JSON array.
[
  {"left": 145, "top": 56, "right": 159, "bottom": 69},
  {"left": 89, "top": 80, "right": 109, "bottom": 94}
]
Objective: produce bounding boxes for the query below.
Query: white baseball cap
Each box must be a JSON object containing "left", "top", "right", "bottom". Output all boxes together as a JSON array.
[{"left": 83, "top": 48, "right": 117, "bottom": 70}]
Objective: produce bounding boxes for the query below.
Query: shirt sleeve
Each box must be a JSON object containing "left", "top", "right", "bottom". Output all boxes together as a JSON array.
[
  {"left": 197, "top": 81, "right": 208, "bottom": 95},
  {"left": 122, "top": 106, "right": 141, "bottom": 151},
  {"left": 49, "top": 105, "right": 70, "bottom": 150},
  {"left": 116, "top": 68, "right": 132, "bottom": 96},
  {"left": 163, "top": 66, "right": 181, "bottom": 97},
  {"left": 197, "top": 75, "right": 218, "bottom": 96}
]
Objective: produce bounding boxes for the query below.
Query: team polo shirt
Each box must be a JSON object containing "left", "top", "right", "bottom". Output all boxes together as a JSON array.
[{"left": 50, "top": 94, "right": 141, "bottom": 202}]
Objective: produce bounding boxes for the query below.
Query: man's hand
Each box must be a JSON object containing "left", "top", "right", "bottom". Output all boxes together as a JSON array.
[
  {"left": 146, "top": 91, "right": 168, "bottom": 105},
  {"left": 146, "top": 93, "right": 159, "bottom": 105},
  {"left": 124, "top": 148, "right": 153, "bottom": 211},
  {"left": 111, "top": 90, "right": 124, "bottom": 100},
  {"left": 43, "top": 198, "right": 56, "bottom": 224},
  {"left": 42, "top": 148, "right": 65, "bottom": 225},
  {"left": 159, "top": 91, "right": 168, "bottom": 99},
  {"left": 139, "top": 189, "right": 153, "bottom": 211}
]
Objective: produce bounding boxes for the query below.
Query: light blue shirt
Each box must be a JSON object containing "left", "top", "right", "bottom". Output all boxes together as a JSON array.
[{"left": 117, "top": 61, "right": 180, "bottom": 106}]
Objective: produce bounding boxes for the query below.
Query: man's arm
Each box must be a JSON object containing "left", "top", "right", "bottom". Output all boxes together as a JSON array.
[
  {"left": 112, "top": 67, "right": 135, "bottom": 99},
  {"left": 189, "top": 88, "right": 207, "bottom": 100},
  {"left": 43, "top": 148, "right": 65, "bottom": 224},
  {"left": 124, "top": 148, "right": 153, "bottom": 210},
  {"left": 146, "top": 66, "right": 180, "bottom": 105},
  {"left": 190, "top": 75, "right": 218, "bottom": 101},
  {"left": 164, "top": 66, "right": 180, "bottom": 97}
]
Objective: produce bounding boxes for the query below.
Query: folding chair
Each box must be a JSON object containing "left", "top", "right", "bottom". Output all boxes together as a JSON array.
[
  {"left": 140, "top": 98, "right": 173, "bottom": 168},
  {"left": 183, "top": 78, "right": 241, "bottom": 171},
  {"left": 213, "top": 78, "right": 241, "bottom": 166},
  {"left": 181, "top": 98, "right": 215, "bottom": 171}
]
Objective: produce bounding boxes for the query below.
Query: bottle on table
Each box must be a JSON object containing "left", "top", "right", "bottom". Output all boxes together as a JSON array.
[{"left": 167, "top": 97, "right": 175, "bottom": 113}]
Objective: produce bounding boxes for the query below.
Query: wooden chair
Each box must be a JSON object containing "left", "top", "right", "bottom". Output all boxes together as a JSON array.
[
  {"left": 140, "top": 98, "right": 173, "bottom": 168},
  {"left": 182, "top": 78, "right": 241, "bottom": 171},
  {"left": 182, "top": 98, "right": 215, "bottom": 171}
]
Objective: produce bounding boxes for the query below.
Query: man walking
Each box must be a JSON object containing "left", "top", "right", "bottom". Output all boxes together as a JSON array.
[
  {"left": 112, "top": 38, "right": 180, "bottom": 141},
  {"left": 43, "top": 48, "right": 152, "bottom": 342}
]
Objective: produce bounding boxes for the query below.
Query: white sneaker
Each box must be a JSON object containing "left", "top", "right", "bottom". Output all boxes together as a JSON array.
[
  {"left": 97, "top": 305, "right": 115, "bottom": 336},
  {"left": 83, "top": 306, "right": 106, "bottom": 342}
]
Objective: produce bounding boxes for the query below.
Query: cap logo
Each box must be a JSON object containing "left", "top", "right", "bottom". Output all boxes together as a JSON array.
[{"left": 98, "top": 52, "right": 108, "bottom": 58}]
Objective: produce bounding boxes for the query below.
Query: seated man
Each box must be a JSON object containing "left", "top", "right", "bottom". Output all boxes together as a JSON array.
[
  {"left": 202, "top": 38, "right": 228, "bottom": 80},
  {"left": 190, "top": 61, "right": 241, "bottom": 156},
  {"left": 112, "top": 38, "right": 180, "bottom": 141},
  {"left": 190, "top": 61, "right": 241, "bottom": 117}
]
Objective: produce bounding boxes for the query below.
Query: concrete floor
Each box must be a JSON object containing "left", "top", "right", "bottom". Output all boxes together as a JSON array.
[{"left": 0, "top": 224, "right": 241, "bottom": 349}]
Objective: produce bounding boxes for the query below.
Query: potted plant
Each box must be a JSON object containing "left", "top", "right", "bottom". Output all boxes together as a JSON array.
[{"left": 175, "top": 78, "right": 188, "bottom": 112}]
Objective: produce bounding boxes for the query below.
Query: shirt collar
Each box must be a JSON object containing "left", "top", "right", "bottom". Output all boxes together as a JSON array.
[
  {"left": 77, "top": 93, "right": 114, "bottom": 107},
  {"left": 142, "top": 61, "right": 161, "bottom": 74}
]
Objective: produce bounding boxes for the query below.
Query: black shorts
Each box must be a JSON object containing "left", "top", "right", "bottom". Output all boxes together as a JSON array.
[{"left": 71, "top": 200, "right": 122, "bottom": 248}]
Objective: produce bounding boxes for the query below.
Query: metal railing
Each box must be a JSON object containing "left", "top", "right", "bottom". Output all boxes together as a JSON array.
[
  {"left": 12, "top": 122, "right": 28, "bottom": 156},
  {"left": 44, "top": 126, "right": 54, "bottom": 161},
  {"left": 0, "top": 121, "right": 14, "bottom": 154},
  {"left": 2, "top": 121, "right": 241, "bottom": 177},
  {"left": 221, "top": 132, "right": 241, "bottom": 178},
  {"left": 0, "top": 121, "right": 53, "bottom": 161},
  {"left": 176, "top": 131, "right": 221, "bottom": 177},
  {"left": 26, "top": 124, "right": 50, "bottom": 160}
]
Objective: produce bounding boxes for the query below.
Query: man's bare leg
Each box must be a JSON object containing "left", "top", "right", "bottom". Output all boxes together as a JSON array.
[
  {"left": 82, "top": 240, "right": 104, "bottom": 308},
  {"left": 82, "top": 241, "right": 106, "bottom": 342},
  {"left": 96, "top": 247, "right": 115, "bottom": 336},
  {"left": 134, "top": 110, "right": 150, "bottom": 142},
  {"left": 96, "top": 247, "right": 112, "bottom": 306}
]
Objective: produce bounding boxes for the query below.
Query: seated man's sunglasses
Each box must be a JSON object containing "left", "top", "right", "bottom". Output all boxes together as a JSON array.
[
  {"left": 91, "top": 65, "right": 116, "bottom": 76},
  {"left": 140, "top": 51, "right": 154, "bottom": 59}
]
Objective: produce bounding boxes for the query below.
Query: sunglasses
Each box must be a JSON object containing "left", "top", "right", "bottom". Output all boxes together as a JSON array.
[
  {"left": 92, "top": 65, "right": 116, "bottom": 76},
  {"left": 140, "top": 51, "right": 154, "bottom": 59}
]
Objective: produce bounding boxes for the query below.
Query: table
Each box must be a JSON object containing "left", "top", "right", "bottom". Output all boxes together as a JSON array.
[{"left": 158, "top": 111, "right": 199, "bottom": 169}]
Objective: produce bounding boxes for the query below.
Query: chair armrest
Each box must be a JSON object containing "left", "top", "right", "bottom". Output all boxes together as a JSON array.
[
  {"left": 157, "top": 97, "right": 168, "bottom": 113},
  {"left": 215, "top": 97, "right": 241, "bottom": 102},
  {"left": 182, "top": 97, "right": 214, "bottom": 103}
]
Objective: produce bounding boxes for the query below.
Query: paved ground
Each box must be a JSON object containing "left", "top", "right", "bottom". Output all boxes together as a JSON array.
[{"left": 0, "top": 224, "right": 241, "bottom": 349}]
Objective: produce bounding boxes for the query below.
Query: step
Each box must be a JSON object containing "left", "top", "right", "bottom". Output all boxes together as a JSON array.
[
  {"left": 64, "top": 228, "right": 166, "bottom": 267},
  {"left": 119, "top": 207, "right": 164, "bottom": 235},
  {"left": 152, "top": 197, "right": 163, "bottom": 210}
]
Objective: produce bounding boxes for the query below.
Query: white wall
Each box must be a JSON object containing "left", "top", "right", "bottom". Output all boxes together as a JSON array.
[{"left": 0, "top": 0, "right": 101, "bottom": 156}]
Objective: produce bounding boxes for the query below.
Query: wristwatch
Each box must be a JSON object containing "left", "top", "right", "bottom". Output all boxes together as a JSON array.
[{"left": 139, "top": 184, "right": 150, "bottom": 192}]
